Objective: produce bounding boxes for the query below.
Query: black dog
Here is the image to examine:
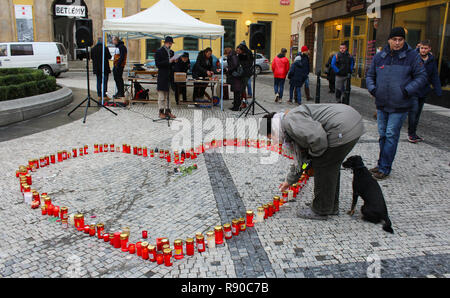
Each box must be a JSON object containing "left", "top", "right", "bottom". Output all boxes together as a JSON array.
[{"left": 342, "top": 155, "right": 394, "bottom": 233}]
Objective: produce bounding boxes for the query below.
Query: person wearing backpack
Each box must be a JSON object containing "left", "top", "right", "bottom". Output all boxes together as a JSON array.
[{"left": 331, "top": 42, "right": 354, "bottom": 103}]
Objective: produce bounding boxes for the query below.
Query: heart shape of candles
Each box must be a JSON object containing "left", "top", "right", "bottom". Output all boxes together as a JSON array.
[{"left": 16, "top": 140, "right": 309, "bottom": 266}]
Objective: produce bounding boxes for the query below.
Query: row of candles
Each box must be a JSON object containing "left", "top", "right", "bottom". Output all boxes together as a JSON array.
[{"left": 15, "top": 140, "right": 307, "bottom": 267}]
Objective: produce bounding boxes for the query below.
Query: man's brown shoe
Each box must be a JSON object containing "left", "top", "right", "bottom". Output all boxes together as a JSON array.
[
  {"left": 369, "top": 166, "right": 379, "bottom": 174},
  {"left": 373, "top": 171, "right": 389, "bottom": 180}
]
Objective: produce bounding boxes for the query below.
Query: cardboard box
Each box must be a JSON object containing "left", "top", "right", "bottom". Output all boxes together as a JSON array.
[{"left": 174, "top": 72, "right": 187, "bottom": 82}]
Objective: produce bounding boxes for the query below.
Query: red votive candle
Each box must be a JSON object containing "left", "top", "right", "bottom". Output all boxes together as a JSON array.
[
  {"left": 103, "top": 144, "right": 108, "bottom": 153},
  {"left": 72, "top": 148, "right": 77, "bottom": 158},
  {"left": 173, "top": 239, "right": 184, "bottom": 260},
  {"left": 94, "top": 144, "right": 99, "bottom": 153},
  {"left": 223, "top": 223, "right": 232, "bottom": 240},
  {"left": 163, "top": 249, "right": 173, "bottom": 266},
  {"left": 196, "top": 234, "right": 205, "bottom": 253},
  {"left": 128, "top": 243, "right": 136, "bottom": 254},
  {"left": 239, "top": 218, "right": 246, "bottom": 232},
  {"left": 99, "top": 145, "right": 103, "bottom": 153},
  {"left": 83, "top": 225, "right": 90, "bottom": 234},
  {"left": 89, "top": 224, "right": 96, "bottom": 237},
  {"left": 214, "top": 226, "right": 224, "bottom": 245},
  {"left": 136, "top": 242, "right": 142, "bottom": 256},
  {"left": 143, "top": 147, "right": 148, "bottom": 157},
  {"left": 263, "top": 205, "right": 269, "bottom": 218},
  {"left": 142, "top": 230, "right": 148, "bottom": 239},
  {"left": 231, "top": 219, "right": 240, "bottom": 236},
  {"left": 103, "top": 233, "right": 109, "bottom": 242},
  {"left": 273, "top": 196, "right": 280, "bottom": 212},
  {"left": 96, "top": 223, "right": 104, "bottom": 239},
  {"left": 141, "top": 242, "right": 149, "bottom": 259},
  {"left": 41, "top": 205, "right": 47, "bottom": 215},
  {"left": 186, "top": 238, "right": 195, "bottom": 256},
  {"left": 246, "top": 210, "right": 254, "bottom": 227},
  {"left": 268, "top": 203, "right": 274, "bottom": 217},
  {"left": 84, "top": 145, "right": 88, "bottom": 155},
  {"left": 53, "top": 205, "right": 60, "bottom": 217},
  {"left": 113, "top": 232, "right": 121, "bottom": 248},
  {"left": 50, "top": 154, "right": 55, "bottom": 164},
  {"left": 47, "top": 204, "right": 54, "bottom": 217},
  {"left": 120, "top": 234, "right": 129, "bottom": 252},
  {"left": 110, "top": 144, "right": 115, "bottom": 152},
  {"left": 109, "top": 233, "right": 114, "bottom": 245},
  {"left": 149, "top": 245, "right": 156, "bottom": 262},
  {"left": 156, "top": 253, "right": 164, "bottom": 265}
]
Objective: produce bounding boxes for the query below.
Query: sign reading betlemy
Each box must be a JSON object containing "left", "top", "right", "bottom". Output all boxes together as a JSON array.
[{"left": 55, "top": 5, "right": 86, "bottom": 17}]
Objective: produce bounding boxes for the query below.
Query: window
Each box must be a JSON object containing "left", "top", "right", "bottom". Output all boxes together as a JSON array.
[
  {"left": 56, "top": 43, "right": 66, "bottom": 55},
  {"left": 183, "top": 37, "right": 198, "bottom": 51},
  {"left": 10, "top": 44, "right": 33, "bottom": 56},
  {"left": 0, "top": 45, "right": 7, "bottom": 56},
  {"left": 221, "top": 19, "right": 236, "bottom": 51},
  {"left": 394, "top": 2, "right": 449, "bottom": 88},
  {"left": 146, "top": 39, "right": 161, "bottom": 60}
]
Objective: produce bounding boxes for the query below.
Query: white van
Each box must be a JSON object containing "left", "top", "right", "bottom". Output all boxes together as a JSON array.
[{"left": 0, "top": 42, "right": 69, "bottom": 77}]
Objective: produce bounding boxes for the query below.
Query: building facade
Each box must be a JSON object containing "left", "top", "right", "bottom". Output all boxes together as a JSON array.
[
  {"left": 1, "top": 0, "right": 294, "bottom": 64},
  {"left": 290, "top": 0, "right": 315, "bottom": 69},
  {"left": 311, "top": 0, "right": 450, "bottom": 105}
]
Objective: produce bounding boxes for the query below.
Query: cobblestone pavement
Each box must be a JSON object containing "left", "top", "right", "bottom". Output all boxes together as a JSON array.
[{"left": 0, "top": 74, "right": 449, "bottom": 278}]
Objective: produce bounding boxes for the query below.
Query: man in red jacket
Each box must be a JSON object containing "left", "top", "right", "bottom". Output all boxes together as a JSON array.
[{"left": 272, "top": 48, "right": 290, "bottom": 103}]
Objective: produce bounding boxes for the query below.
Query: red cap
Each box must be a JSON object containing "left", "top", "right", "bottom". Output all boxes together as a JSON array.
[{"left": 301, "top": 46, "right": 309, "bottom": 52}]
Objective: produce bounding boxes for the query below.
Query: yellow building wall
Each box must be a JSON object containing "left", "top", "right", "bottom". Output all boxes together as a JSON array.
[{"left": 138, "top": 0, "right": 293, "bottom": 63}]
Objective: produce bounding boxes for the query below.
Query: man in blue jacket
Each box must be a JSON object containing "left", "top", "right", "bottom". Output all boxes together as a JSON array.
[
  {"left": 331, "top": 42, "right": 354, "bottom": 103},
  {"left": 366, "top": 27, "right": 427, "bottom": 180},
  {"left": 407, "top": 40, "right": 442, "bottom": 143}
]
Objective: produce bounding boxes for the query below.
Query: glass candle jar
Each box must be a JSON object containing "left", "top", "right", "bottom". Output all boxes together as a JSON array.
[
  {"left": 128, "top": 243, "right": 136, "bottom": 254},
  {"left": 94, "top": 144, "right": 99, "bottom": 154},
  {"left": 96, "top": 223, "right": 104, "bottom": 239},
  {"left": 268, "top": 203, "right": 274, "bottom": 217},
  {"left": 103, "top": 233, "right": 109, "bottom": 242},
  {"left": 263, "top": 204, "right": 269, "bottom": 219},
  {"left": 23, "top": 186, "right": 33, "bottom": 205},
  {"left": 83, "top": 225, "right": 90, "bottom": 234},
  {"left": 72, "top": 148, "right": 78, "bottom": 158},
  {"left": 288, "top": 190, "right": 294, "bottom": 202},
  {"left": 43, "top": 196, "right": 51, "bottom": 208},
  {"left": 137, "top": 147, "right": 142, "bottom": 156},
  {"left": 163, "top": 249, "right": 173, "bottom": 267},
  {"left": 206, "top": 231, "right": 215, "bottom": 248},
  {"left": 231, "top": 219, "right": 240, "bottom": 236},
  {"left": 148, "top": 245, "right": 156, "bottom": 262},
  {"left": 99, "top": 145, "right": 103, "bottom": 153},
  {"left": 239, "top": 218, "right": 246, "bottom": 232},
  {"left": 273, "top": 196, "right": 280, "bottom": 212},
  {"left": 89, "top": 224, "right": 96, "bottom": 237},
  {"left": 162, "top": 244, "right": 170, "bottom": 251},
  {"left": 74, "top": 214, "right": 84, "bottom": 231},
  {"left": 141, "top": 242, "right": 149, "bottom": 259},
  {"left": 142, "top": 230, "right": 148, "bottom": 239},
  {"left": 109, "top": 233, "right": 115, "bottom": 246},
  {"left": 113, "top": 232, "right": 121, "bottom": 248},
  {"left": 84, "top": 145, "right": 88, "bottom": 155},
  {"left": 110, "top": 144, "right": 115, "bottom": 152},
  {"left": 136, "top": 242, "right": 142, "bottom": 256},
  {"left": 246, "top": 210, "right": 254, "bottom": 227},
  {"left": 143, "top": 147, "right": 148, "bottom": 157},
  {"left": 103, "top": 144, "right": 108, "bottom": 153},
  {"left": 186, "top": 238, "right": 195, "bottom": 256},
  {"left": 196, "top": 234, "right": 205, "bottom": 253},
  {"left": 156, "top": 253, "right": 164, "bottom": 265},
  {"left": 52, "top": 205, "right": 59, "bottom": 217},
  {"left": 256, "top": 207, "right": 265, "bottom": 223},
  {"left": 214, "top": 226, "right": 224, "bottom": 245},
  {"left": 41, "top": 205, "right": 47, "bottom": 215},
  {"left": 160, "top": 238, "right": 169, "bottom": 251},
  {"left": 173, "top": 239, "right": 184, "bottom": 260},
  {"left": 60, "top": 207, "right": 68, "bottom": 221},
  {"left": 79, "top": 148, "right": 84, "bottom": 157},
  {"left": 120, "top": 233, "right": 129, "bottom": 252},
  {"left": 223, "top": 223, "right": 232, "bottom": 240},
  {"left": 121, "top": 227, "right": 130, "bottom": 238}
]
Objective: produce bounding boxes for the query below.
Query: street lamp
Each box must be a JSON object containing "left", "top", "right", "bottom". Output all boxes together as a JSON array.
[
  {"left": 245, "top": 20, "right": 252, "bottom": 35},
  {"left": 336, "top": 24, "right": 342, "bottom": 38}
]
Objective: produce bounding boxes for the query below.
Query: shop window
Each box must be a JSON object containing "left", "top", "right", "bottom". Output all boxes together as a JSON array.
[
  {"left": 394, "top": 2, "right": 449, "bottom": 87},
  {"left": 146, "top": 39, "right": 161, "bottom": 60},
  {"left": 0, "top": 45, "right": 7, "bottom": 56},
  {"left": 10, "top": 44, "right": 33, "bottom": 56},
  {"left": 344, "top": 24, "right": 351, "bottom": 38},
  {"left": 183, "top": 37, "right": 198, "bottom": 51}
]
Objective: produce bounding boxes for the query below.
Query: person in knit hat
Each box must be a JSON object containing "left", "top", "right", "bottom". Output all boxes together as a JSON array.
[{"left": 366, "top": 27, "right": 427, "bottom": 180}]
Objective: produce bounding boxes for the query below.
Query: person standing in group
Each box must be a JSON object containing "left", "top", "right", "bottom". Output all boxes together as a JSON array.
[
  {"left": 366, "top": 27, "right": 427, "bottom": 180},
  {"left": 112, "top": 36, "right": 127, "bottom": 99},
  {"left": 228, "top": 42, "right": 253, "bottom": 111},
  {"left": 91, "top": 37, "right": 112, "bottom": 102},
  {"left": 287, "top": 55, "right": 308, "bottom": 105},
  {"left": 172, "top": 52, "right": 191, "bottom": 104},
  {"left": 331, "top": 42, "right": 354, "bottom": 103},
  {"left": 192, "top": 47, "right": 215, "bottom": 101},
  {"left": 271, "top": 48, "right": 290, "bottom": 103},
  {"left": 155, "top": 36, "right": 176, "bottom": 119},
  {"left": 325, "top": 52, "right": 336, "bottom": 93},
  {"left": 299, "top": 46, "right": 312, "bottom": 101},
  {"left": 225, "top": 47, "right": 243, "bottom": 111},
  {"left": 407, "top": 40, "right": 442, "bottom": 143}
]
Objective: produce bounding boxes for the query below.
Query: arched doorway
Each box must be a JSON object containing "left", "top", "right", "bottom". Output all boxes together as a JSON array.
[
  {"left": 303, "top": 18, "right": 315, "bottom": 73},
  {"left": 52, "top": 0, "right": 88, "bottom": 60}
]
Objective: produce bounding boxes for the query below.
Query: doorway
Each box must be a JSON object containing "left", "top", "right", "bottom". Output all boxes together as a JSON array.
[
  {"left": 257, "top": 21, "right": 272, "bottom": 60},
  {"left": 304, "top": 23, "right": 315, "bottom": 72}
]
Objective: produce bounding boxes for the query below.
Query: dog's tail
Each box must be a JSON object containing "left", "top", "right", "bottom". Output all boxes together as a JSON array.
[{"left": 382, "top": 216, "right": 394, "bottom": 234}]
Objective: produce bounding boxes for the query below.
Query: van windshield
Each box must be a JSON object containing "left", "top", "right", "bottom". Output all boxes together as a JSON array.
[{"left": 57, "top": 43, "right": 67, "bottom": 55}]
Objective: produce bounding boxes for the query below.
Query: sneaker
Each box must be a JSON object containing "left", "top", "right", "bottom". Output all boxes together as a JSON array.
[
  {"left": 275, "top": 94, "right": 279, "bottom": 102},
  {"left": 408, "top": 136, "right": 419, "bottom": 143},
  {"left": 297, "top": 207, "right": 328, "bottom": 220},
  {"left": 373, "top": 171, "right": 389, "bottom": 180},
  {"left": 415, "top": 135, "right": 424, "bottom": 142}
]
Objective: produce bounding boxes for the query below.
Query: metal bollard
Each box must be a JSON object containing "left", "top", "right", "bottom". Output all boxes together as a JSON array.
[
  {"left": 343, "top": 73, "right": 352, "bottom": 105},
  {"left": 315, "top": 71, "right": 321, "bottom": 103}
]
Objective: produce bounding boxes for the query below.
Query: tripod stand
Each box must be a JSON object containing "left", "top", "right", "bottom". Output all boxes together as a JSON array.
[
  {"left": 68, "top": 46, "right": 117, "bottom": 123},
  {"left": 152, "top": 87, "right": 179, "bottom": 127},
  {"left": 238, "top": 49, "right": 269, "bottom": 118}
]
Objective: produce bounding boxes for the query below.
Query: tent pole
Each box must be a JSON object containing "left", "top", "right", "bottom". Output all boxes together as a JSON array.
[
  {"left": 126, "top": 33, "right": 130, "bottom": 79},
  {"left": 220, "top": 35, "right": 224, "bottom": 111},
  {"left": 102, "top": 30, "right": 105, "bottom": 105}
]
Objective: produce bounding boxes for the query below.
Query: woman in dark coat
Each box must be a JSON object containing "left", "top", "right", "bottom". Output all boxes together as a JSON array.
[
  {"left": 325, "top": 52, "right": 336, "bottom": 93},
  {"left": 192, "top": 48, "right": 214, "bottom": 101},
  {"left": 288, "top": 55, "right": 308, "bottom": 104},
  {"left": 172, "top": 52, "right": 190, "bottom": 103},
  {"left": 227, "top": 42, "right": 253, "bottom": 111},
  {"left": 154, "top": 36, "right": 175, "bottom": 119},
  {"left": 225, "top": 48, "right": 243, "bottom": 110}
]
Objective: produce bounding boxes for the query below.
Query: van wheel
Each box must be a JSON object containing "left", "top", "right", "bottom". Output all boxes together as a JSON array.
[{"left": 39, "top": 65, "right": 53, "bottom": 76}]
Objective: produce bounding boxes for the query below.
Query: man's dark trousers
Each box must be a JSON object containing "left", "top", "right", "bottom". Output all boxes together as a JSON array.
[
  {"left": 408, "top": 96, "right": 426, "bottom": 137},
  {"left": 96, "top": 72, "right": 109, "bottom": 97},
  {"left": 311, "top": 138, "right": 359, "bottom": 215},
  {"left": 113, "top": 66, "right": 124, "bottom": 97}
]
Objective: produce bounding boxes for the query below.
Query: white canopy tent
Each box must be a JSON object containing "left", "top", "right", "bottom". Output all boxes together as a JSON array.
[{"left": 101, "top": 0, "right": 226, "bottom": 110}]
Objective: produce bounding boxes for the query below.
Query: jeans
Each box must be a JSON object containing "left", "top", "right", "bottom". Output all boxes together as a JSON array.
[
  {"left": 289, "top": 84, "right": 302, "bottom": 104},
  {"left": 407, "top": 96, "right": 426, "bottom": 137},
  {"left": 113, "top": 66, "right": 124, "bottom": 97},
  {"left": 96, "top": 72, "right": 108, "bottom": 97},
  {"left": 247, "top": 77, "right": 253, "bottom": 97},
  {"left": 304, "top": 77, "right": 309, "bottom": 88},
  {"left": 335, "top": 75, "right": 346, "bottom": 102},
  {"left": 274, "top": 78, "right": 285, "bottom": 99},
  {"left": 377, "top": 110, "right": 408, "bottom": 175}
]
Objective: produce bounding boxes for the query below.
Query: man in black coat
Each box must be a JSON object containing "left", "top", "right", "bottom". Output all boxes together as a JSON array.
[
  {"left": 91, "top": 37, "right": 112, "bottom": 100},
  {"left": 112, "top": 36, "right": 127, "bottom": 99},
  {"left": 172, "top": 52, "right": 190, "bottom": 103},
  {"left": 192, "top": 47, "right": 214, "bottom": 101},
  {"left": 155, "top": 36, "right": 176, "bottom": 119}
]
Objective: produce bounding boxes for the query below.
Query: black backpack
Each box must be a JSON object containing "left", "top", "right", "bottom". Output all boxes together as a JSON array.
[{"left": 133, "top": 82, "right": 149, "bottom": 100}]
